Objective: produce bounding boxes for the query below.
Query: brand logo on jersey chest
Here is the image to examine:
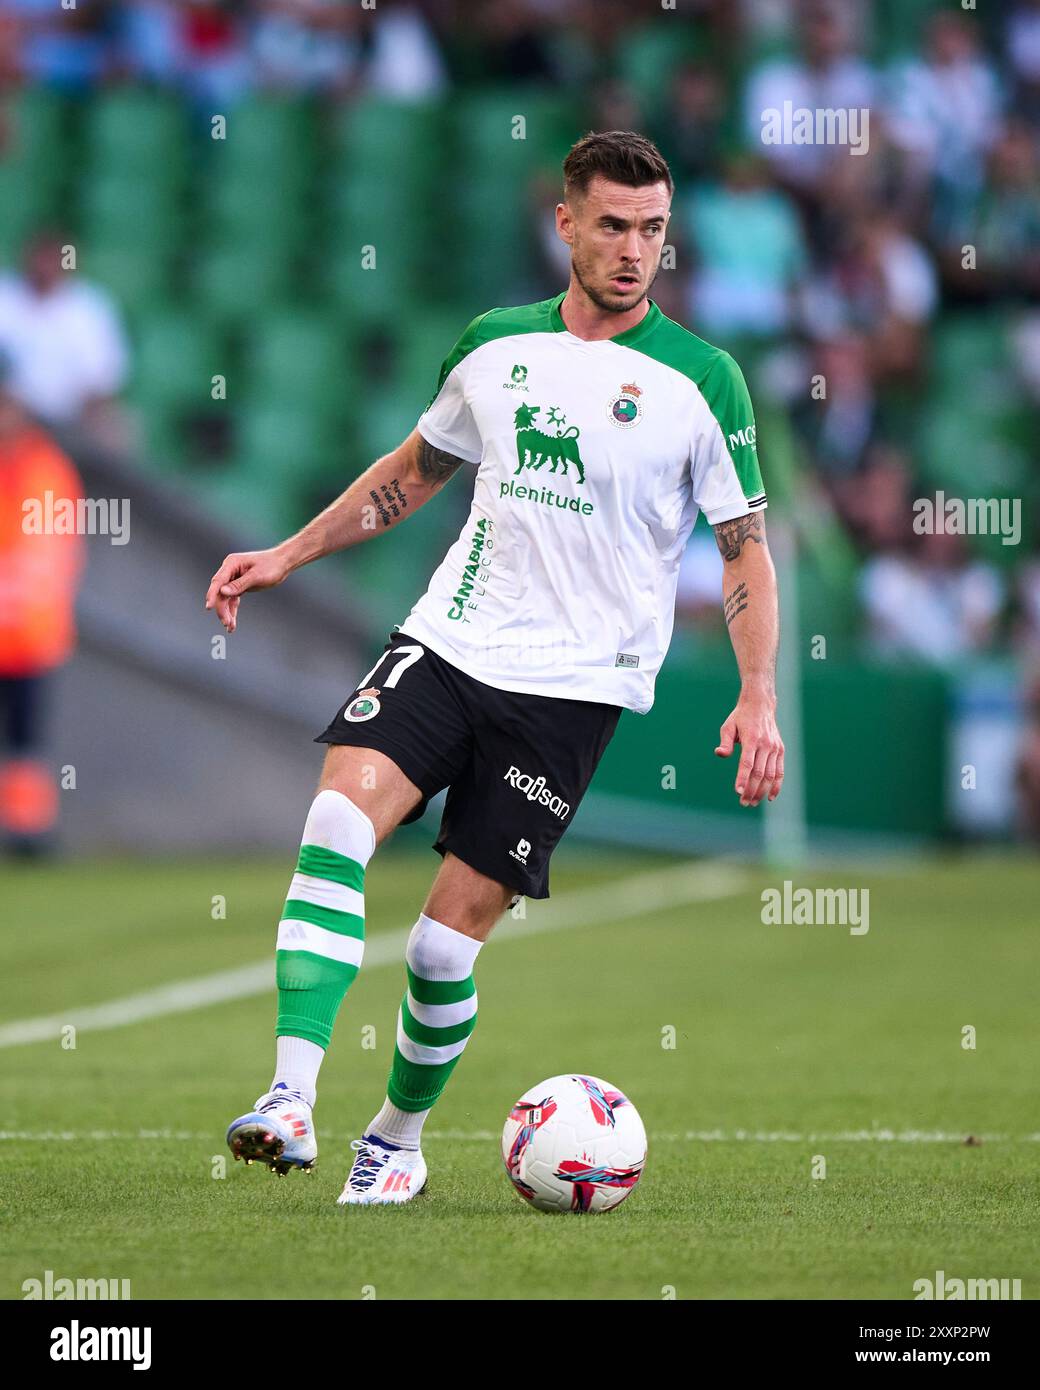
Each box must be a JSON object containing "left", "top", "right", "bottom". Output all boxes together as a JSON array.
[
  {"left": 512, "top": 404, "right": 585, "bottom": 482},
  {"left": 499, "top": 403, "right": 596, "bottom": 518},
  {"left": 502, "top": 363, "right": 529, "bottom": 392}
]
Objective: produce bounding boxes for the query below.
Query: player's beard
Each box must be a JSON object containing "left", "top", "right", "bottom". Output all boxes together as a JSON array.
[{"left": 571, "top": 244, "right": 659, "bottom": 314}]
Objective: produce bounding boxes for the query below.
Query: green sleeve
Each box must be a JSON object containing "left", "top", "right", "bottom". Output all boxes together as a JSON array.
[
  {"left": 425, "top": 311, "right": 492, "bottom": 410},
  {"left": 700, "top": 351, "right": 765, "bottom": 502}
]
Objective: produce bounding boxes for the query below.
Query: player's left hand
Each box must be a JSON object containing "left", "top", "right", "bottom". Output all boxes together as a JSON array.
[
  {"left": 204, "top": 547, "right": 292, "bottom": 633},
  {"left": 715, "top": 696, "right": 784, "bottom": 806}
]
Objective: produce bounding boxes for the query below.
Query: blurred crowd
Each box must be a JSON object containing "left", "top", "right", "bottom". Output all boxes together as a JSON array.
[
  {"left": 0, "top": 0, "right": 447, "bottom": 100},
  {"left": 644, "top": 1, "right": 1040, "bottom": 681},
  {"left": 1, "top": 0, "right": 1036, "bottom": 663},
  {"left": 0, "top": 2, "right": 1038, "bottom": 824}
]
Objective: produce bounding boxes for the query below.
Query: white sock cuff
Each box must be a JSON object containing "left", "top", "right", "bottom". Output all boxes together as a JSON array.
[
  {"left": 303, "top": 789, "right": 376, "bottom": 864},
  {"left": 406, "top": 912, "right": 483, "bottom": 981},
  {"left": 272, "top": 1035, "right": 324, "bottom": 1106},
  {"left": 369, "top": 1097, "right": 429, "bottom": 1150}
]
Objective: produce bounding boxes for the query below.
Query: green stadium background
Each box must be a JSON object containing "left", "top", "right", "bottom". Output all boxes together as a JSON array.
[
  {"left": 3, "top": 0, "right": 1036, "bottom": 857},
  {"left": 1, "top": 0, "right": 1039, "bottom": 1309}
]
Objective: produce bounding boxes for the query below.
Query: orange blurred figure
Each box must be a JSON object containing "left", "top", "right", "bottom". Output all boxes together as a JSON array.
[{"left": 0, "top": 360, "right": 85, "bottom": 854}]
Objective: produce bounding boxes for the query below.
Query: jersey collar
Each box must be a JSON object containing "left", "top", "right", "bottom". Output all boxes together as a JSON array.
[{"left": 549, "top": 290, "right": 661, "bottom": 346}]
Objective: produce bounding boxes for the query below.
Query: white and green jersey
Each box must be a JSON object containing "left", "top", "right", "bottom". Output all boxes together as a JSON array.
[{"left": 399, "top": 292, "right": 766, "bottom": 714}]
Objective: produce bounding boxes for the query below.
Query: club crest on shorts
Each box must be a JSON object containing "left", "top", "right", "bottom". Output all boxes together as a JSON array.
[
  {"left": 344, "top": 688, "right": 381, "bottom": 722},
  {"left": 607, "top": 382, "right": 643, "bottom": 428}
]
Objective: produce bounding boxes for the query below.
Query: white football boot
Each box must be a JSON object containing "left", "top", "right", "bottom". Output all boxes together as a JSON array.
[
  {"left": 336, "top": 1133, "right": 428, "bottom": 1205},
  {"left": 226, "top": 1084, "right": 318, "bottom": 1176}
]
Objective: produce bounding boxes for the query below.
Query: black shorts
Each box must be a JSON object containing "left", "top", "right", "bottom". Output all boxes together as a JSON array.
[{"left": 315, "top": 631, "right": 621, "bottom": 899}]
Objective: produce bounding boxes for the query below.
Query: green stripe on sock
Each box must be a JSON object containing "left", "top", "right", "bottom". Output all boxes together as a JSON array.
[
  {"left": 400, "top": 997, "right": 478, "bottom": 1048},
  {"left": 280, "top": 898, "right": 364, "bottom": 938},
  {"left": 387, "top": 1054, "right": 461, "bottom": 1112},
  {"left": 387, "top": 978, "right": 479, "bottom": 1110},
  {"left": 296, "top": 843, "right": 365, "bottom": 891},
  {"left": 276, "top": 949, "right": 359, "bottom": 1050},
  {"left": 405, "top": 967, "right": 476, "bottom": 1006}
]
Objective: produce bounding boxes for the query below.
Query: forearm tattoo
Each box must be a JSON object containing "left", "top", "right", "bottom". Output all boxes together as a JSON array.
[
  {"left": 713, "top": 512, "right": 764, "bottom": 561},
  {"left": 724, "top": 579, "right": 749, "bottom": 627},
  {"left": 416, "top": 437, "right": 465, "bottom": 487},
  {"left": 369, "top": 478, "right": 408, "bottom": 528}
]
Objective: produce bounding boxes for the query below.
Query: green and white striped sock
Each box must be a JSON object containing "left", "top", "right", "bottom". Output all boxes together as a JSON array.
[
  {"left": 384, "top": 913, "right": 483, "bottom": 1124},
  {"left": 275, "top": 790, "right": 375, "bottom": 1053}
]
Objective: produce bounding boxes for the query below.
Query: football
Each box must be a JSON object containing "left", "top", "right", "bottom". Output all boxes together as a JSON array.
[{"left": 501, "top": 1073, "right": 647, "bottom": 1213}]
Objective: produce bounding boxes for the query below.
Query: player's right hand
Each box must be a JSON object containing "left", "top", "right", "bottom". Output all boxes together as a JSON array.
[{"left": 205, "top": 548, "right": 291, "bottom": 633}]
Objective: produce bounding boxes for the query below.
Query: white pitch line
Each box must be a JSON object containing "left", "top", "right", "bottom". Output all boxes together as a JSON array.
[
  {"left": 0, "top": 860, "right": 746, "bottom": 1050},
  {"left": 0, "top": 1129, "right": 1035, "bottom": 1144}
]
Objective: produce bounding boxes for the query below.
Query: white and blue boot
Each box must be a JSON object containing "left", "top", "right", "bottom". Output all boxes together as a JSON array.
[
  {"left": 226, "top": 1083, "right": 317, "bottom": 1176},
  {"left": 336, "top": 1133, "right": 427, "bottom": 1205}
]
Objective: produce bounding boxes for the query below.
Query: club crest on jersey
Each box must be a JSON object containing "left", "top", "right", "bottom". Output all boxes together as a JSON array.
[
  {"left": 607, "top": 382, "right": 643, "bottom": 428},
  {"left": 344, "top": 688, "right": 381, "bottom": 722}
]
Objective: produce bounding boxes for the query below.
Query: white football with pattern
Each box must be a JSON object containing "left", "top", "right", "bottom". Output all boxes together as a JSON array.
[{"left": 501, "top": 1073, "right": 647, "bottom": 1214}]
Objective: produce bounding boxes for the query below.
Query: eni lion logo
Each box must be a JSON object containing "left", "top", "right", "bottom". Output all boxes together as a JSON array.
[{"left": 512, "top": 404, "right": 585, "bottom": 484}]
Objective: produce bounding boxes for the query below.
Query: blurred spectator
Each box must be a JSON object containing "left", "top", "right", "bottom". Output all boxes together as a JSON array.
[
  {"left": 3, "top": 0, "right": 111, "bottom": 90},
  {"left": 366, "top": 4, "right": 447, "bottom": 100},
  {"left": 655, "top": 62, "right": 727, "bottom": 183},
  {"left": 587, "top": 78, "right": 644, "bottom": 144},
  {"left": 742, "top": 0, "right": 875, "bottom": 197},
  {"left": 251, "top": 0, "right": 363, "bottom": 96},
  {"left": 1004, "top": 0, "right": 1040, "bottom": 121},
  {"left": 116, "top": 0, "right": 182, "bottom": 86},
  {"left": 798, "top": 334, "right": 874, "bottom": 476},
  {"left": 0, "top": 233, "right": 130, "bottom": 451},
  {"left": 178, "top": 0, "right": 251, "bottom": 110},
  {"left": 809, "top": 123, "right": 891, "bottom": 258},
  {"left": 530, "top": 170, "right": 572, "bottom": 286},
  {"left": 941, "top": 122, "right": 1040, "bottom": 304},
  {"left": 0, "top": 7, "right": 19, "bottom": 85},
  {"left": 684, "top": 154, "right": 807, "bottom": 339},
  {"left": 886, "top": 12, "right": 1004, "bottom": 230},
  {"left": 860, "top": 529, "right": 1004, "bottom": 665},
  {"left": 465, "top": 0, "right": 557, "bottom": 84},
  {"left": 1012, "top": 312, "right": 1040, "bottom": 402},
  {"left": 833, "top": 442, "right": 914, "bottom": 551},
  {"left": 0, "top": 355, "right": 85, "bottom": 856},
  {"left": 1014, "top": 674, "right": 1040, "bottom": 841},
  {"left": 802, "top": 213, "right": 938, "bottom": 377},
  {"left": 1013, "top": 558, "right": 1040, "bottom": 662}
]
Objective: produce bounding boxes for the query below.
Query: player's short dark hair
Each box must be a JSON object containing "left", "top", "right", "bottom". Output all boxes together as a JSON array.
[{"left": 563, "top": 131, "right": 674, "bottom": 201}]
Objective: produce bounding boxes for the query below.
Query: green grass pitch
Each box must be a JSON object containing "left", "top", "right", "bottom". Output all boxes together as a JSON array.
[{"left": 0, "top": 847, "right": 1037, "bottom": 1300}]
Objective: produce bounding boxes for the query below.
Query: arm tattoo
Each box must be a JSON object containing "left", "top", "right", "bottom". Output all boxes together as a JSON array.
[
  {"left": 416, "top": 437, "right": 465, "bottom": 487},
  {"left": 369, "top": 478, "right": 408, "bottom": 528},
  {"left": 713, "top": 512, "right": 764, "bottom": 561},
  {"left": 724, "top": 579, "right": 749, "bottom": 627}
]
